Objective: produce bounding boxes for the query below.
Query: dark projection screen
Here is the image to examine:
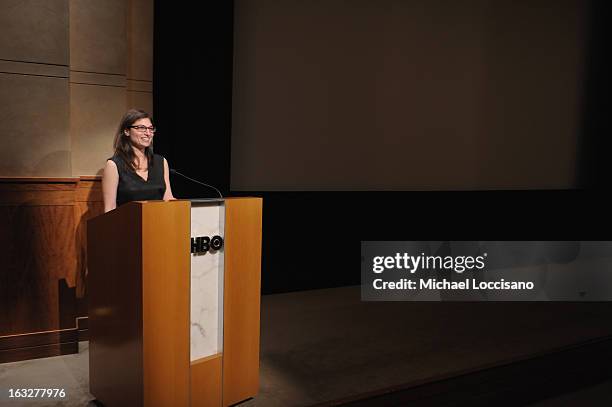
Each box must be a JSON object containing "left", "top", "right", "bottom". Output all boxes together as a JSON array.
[{"left": 231, "top": 0, "right": 586, "bottom": 191}]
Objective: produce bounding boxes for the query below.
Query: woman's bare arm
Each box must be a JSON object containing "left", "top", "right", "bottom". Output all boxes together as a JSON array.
[
  {"left": 102, "top": 160, "right": 119, "bottom": 213},
  {"left": 163, "top": 158, "right": 176, "bottom": 200}
]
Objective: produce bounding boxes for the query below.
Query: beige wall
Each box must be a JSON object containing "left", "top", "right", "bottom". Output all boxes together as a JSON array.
[
  {"left": 0, "top": 0, "right": 71, "bottom": 177},
  {"left": 0, "top": 0, "right": 153, "bottom": 177}
]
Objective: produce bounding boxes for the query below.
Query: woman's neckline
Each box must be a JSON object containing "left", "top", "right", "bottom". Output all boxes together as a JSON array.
[
  {"left": 134, "top": 169, "right": 149, "bottom": 182},
  {"left": 133, "top": 151, "right": 149, "bottom": 182}
]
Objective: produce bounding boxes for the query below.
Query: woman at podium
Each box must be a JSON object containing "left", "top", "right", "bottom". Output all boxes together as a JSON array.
[{"left": 102, "top": 109, "right": 175, "bottom": 212}]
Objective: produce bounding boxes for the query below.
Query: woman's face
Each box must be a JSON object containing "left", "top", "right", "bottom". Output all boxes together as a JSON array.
[{"left": 125, "top": 117, "right": 154, "bottom": 151}]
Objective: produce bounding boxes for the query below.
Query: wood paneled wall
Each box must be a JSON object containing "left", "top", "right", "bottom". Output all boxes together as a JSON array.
[
  {"left": 0, "top": 177, "right": 103, "bottom": 363},
  {"left": 0, "top": 0, "right": 154, "bottom": 363}
]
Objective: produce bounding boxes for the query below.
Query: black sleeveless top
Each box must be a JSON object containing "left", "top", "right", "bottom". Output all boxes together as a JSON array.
[{"left": 110, "top": 154, "right": 166, "bottom": 207}]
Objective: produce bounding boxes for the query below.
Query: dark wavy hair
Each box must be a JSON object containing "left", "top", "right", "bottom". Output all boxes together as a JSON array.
[{"left": 113, "top": 109, "right": 155, "bottom": 172}]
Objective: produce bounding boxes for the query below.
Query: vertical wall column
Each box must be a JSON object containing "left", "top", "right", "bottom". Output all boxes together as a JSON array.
[
  {"left": 70, "top": 0, "right": 154, "bottom": 177},
  {"left": 127, "top": 0, "right": 154, "bottom": 115}
]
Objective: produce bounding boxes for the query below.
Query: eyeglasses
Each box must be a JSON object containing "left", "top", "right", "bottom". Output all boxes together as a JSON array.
[{"left": 130, "top": 125, "right": 156, "bottom": 133}]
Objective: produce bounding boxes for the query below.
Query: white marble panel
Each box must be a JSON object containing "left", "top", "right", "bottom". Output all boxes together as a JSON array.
[{"left": 190, "top": 201, "right": 225, "bottom": 361}]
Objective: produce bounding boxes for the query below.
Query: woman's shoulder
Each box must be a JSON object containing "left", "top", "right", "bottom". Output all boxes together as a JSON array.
[
  {"left": 153, "top": 153, "right": 168, "bottom": 165},
  {"left": 108, "top": 155, "right": 128, "bottom": 172},
  {"left": 106, "top": 155, "right": 119, "bottom": 168},
  {"left": 102, "top": 158, "right": 119, "bottom": 179}
]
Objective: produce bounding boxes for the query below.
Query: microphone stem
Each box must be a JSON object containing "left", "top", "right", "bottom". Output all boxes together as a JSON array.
[{"left": 172, "top": 170, "right": 223, "bottom": 198}]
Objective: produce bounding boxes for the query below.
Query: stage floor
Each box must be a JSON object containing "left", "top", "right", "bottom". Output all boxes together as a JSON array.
[{"left": 2, "top": 286, "right": 612, "bottom": 406}]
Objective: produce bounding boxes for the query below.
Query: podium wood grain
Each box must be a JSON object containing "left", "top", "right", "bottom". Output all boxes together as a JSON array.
[
  {"left": 88, "top": 198, "right": 261, "bottom": 406},
  {"left": 88, "top": 202, "right": 143, "bottom": 407},
  {"left": 142, "top": 202, "right": 191, "bottom": 407},
  {"left": 191, "top": 354, "right": 223, "bottom": 407},
  {"left": 223, "top": 198, "right": 263, "bottom": 406},
  {"left": 88, "top": 201, "right": 190, "bottom": 407}
]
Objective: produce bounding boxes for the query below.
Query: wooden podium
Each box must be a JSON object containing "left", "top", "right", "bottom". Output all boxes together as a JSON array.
[{"left": 87, "top": 198, "right": 262, "bottom": 407}]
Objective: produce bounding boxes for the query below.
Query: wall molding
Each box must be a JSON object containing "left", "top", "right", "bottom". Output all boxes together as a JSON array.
[
  {"left": 0, "top": 317, "right": 89, "bottom": 364},
  {"left": 70, "top": 71, "right": 127, "bottom": 87},
  {"left": 127, "top": 79, "right": 152, "bottom": 92},
  {"left": 0, "top": 60, "right": 69, "bottom": 78}
]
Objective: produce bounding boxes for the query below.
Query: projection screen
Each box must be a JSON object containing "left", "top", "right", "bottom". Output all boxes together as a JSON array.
[{"left": 231, "top": 0, "right": 586, "bottom": 191}]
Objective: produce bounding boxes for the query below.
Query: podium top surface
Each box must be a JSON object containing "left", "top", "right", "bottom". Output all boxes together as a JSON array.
[
  {"left": 183, "top": 197, "right": 261, "bottom": 203},
  {"left": 187, "top": 198, "right": 225, "bottom": 203}
]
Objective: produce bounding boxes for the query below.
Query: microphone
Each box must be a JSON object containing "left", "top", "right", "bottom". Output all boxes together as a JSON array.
[{"left": 169, "top": 169, "right": 223, "bottom": 198}]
